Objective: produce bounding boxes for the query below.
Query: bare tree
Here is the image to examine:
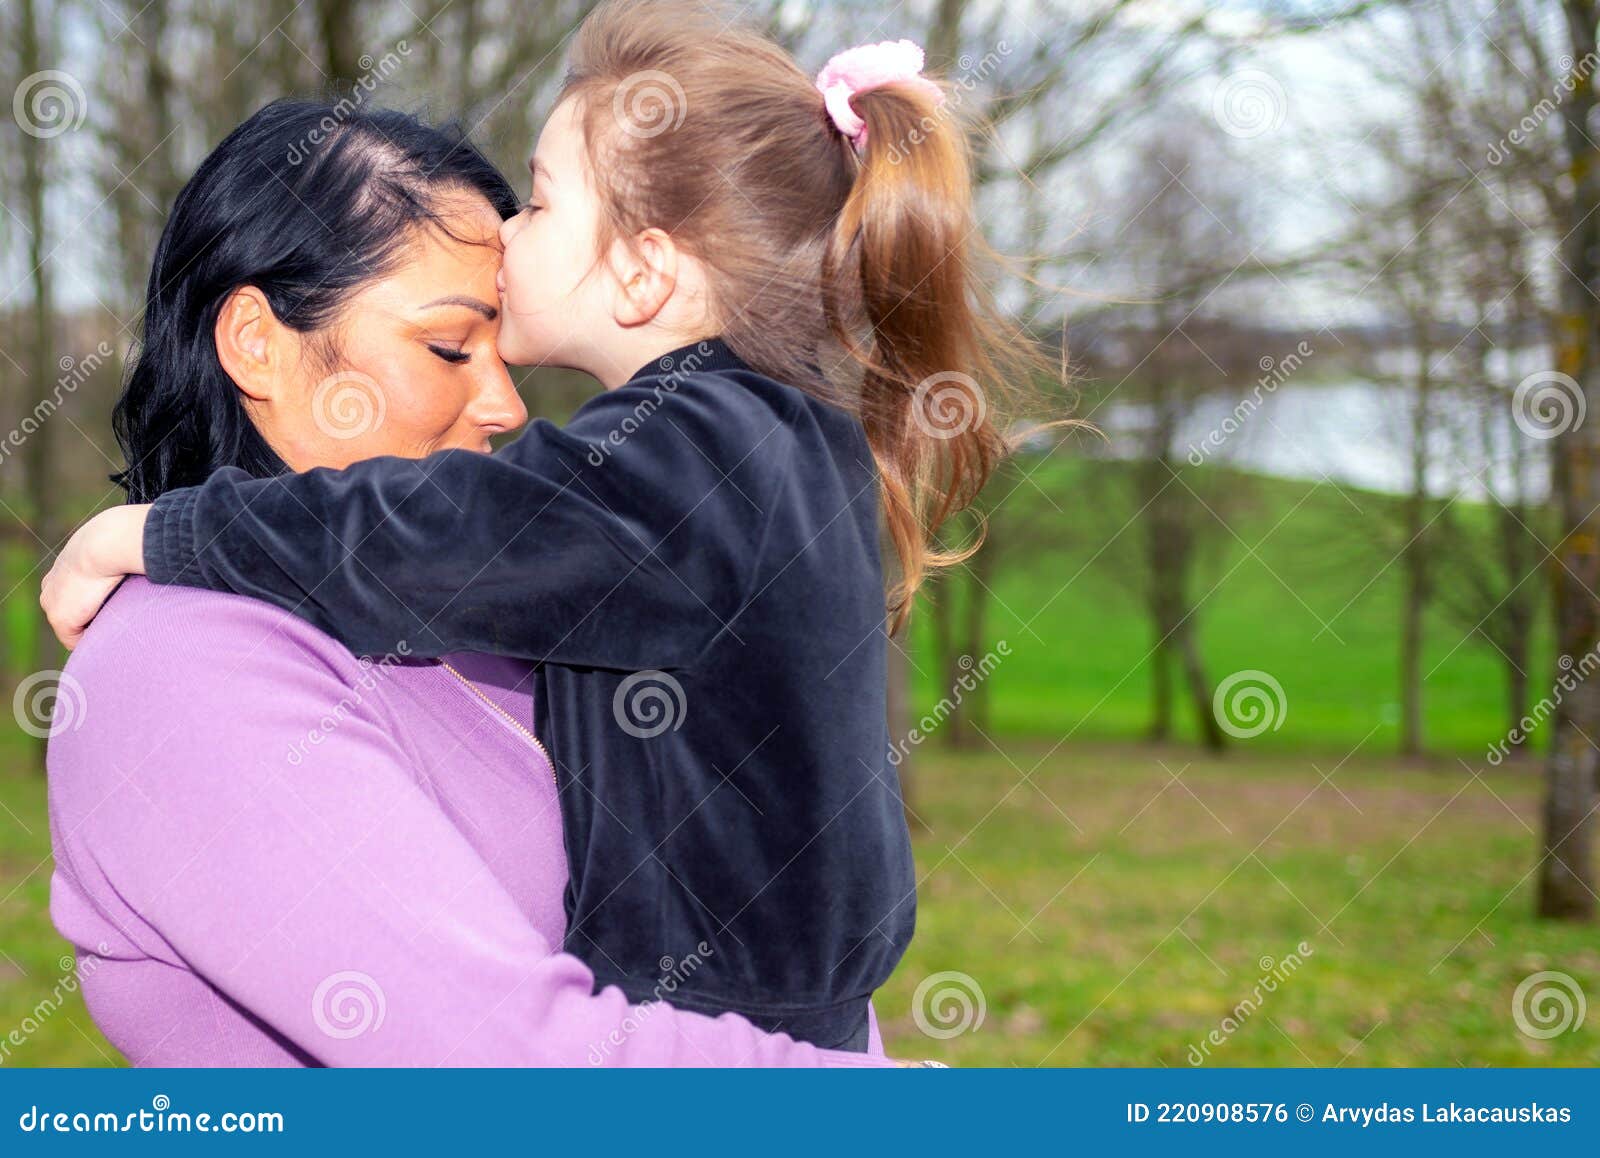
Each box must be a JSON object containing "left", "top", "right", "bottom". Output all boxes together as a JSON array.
[
  {"left": 12, "top": 0, "right": 62, "bottom": 769},
  {"left": 1539, "top": 0, "right": 1600, "bottom": 921}
]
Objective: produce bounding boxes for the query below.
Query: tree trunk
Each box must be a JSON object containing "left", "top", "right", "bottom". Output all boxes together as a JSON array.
[
  {"left": 19, "top": 0, "right": 59, "bottom": 773},
  {"left": 960, "top": 539, "right": 994, "bottom": 740},
  {"left": 1140, "top": 449, "right": 1174, "bottom": 741},
  {"left": 1177, "top": 616, "right": 1225, "bottom": 753},
  {"left": 925, "top": 569, "right": 961, "bottom": 749},
  {"left": 1399, "top": 535, "right": 1426, "bottom": 757},
  {"left": 1147, "top": 627, "right": 1174, "bottom": 741},
  {"left": 886, "top": 622, "right": 926, "bottom": 832},
  {"left": 1399, "top": 327, "right": 1432, "bottom": 758},
  {"left": 316, "top": 0, "right": 362, "bottom": 82},
  {"left": 884, "top": 523, "right": 925, "bottom": 833},
  {"left": 1538, "top": 0, "right": 1600, "bottom": 922}
]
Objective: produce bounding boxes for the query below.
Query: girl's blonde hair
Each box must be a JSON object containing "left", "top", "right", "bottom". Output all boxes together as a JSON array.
[{"left": 563, "top": 0, "right": 1048, "bottom": 628}]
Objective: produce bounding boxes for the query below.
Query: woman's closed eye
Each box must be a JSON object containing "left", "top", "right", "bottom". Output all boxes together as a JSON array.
[{"left": 426, "top": 343, "right": 472, "bottom": 364}]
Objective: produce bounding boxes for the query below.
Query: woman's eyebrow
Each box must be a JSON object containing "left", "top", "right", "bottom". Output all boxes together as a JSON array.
[
  {"left": 529, "top": 157, "right": 553, "bottom": 184},
  {"left": 418, "top": 295, "right": 498, "bottom": 321}
]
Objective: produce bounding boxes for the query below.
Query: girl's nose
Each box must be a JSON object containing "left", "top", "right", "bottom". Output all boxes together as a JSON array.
[{"left": 499, "top": 212, "right": 522, "bottom": 248}]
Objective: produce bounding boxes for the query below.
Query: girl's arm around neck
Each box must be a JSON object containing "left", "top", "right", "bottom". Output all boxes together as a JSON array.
[{"left": 124, "top": 375, "right": 789, "bottom": 666}]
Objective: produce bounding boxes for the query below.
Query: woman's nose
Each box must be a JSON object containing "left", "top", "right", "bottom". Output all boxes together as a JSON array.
[{"left": 469, "top": 361, "right": 528, "bottom": 436}]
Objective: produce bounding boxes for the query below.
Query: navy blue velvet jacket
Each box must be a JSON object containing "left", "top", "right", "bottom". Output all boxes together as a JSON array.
[{"left": 143, "top": 338, "right": 916, "bottom": 1049}]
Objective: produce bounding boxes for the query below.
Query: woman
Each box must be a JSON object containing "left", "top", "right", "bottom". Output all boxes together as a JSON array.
[{"left": 46, "top": 99, "right": 890, "bottom": 1066}]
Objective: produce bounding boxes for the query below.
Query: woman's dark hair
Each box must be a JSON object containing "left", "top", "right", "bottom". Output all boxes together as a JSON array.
[{"left": 112, "top": 98, "right": 520, "bottom": 502}]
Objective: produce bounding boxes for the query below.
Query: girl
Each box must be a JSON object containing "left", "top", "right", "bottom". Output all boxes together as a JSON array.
[
  {"left": 44, "top": 0, "right": 1029, "bottom": 1052},
  {"left": 48, "top": 98, "right": 883, "bottom": 1067}
]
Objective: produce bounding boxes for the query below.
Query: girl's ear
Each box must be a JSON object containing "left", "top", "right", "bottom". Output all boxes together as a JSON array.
[
  {"left": 214, "top": 285, "right": 289, "bottom": 402},
  {"left": 611, "top": 227, "right": 680, "bottom": 328}
]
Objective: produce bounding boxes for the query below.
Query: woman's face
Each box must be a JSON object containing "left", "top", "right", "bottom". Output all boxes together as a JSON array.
[{"left": 258, "top": 193, "right": 527, "bottom": 470}]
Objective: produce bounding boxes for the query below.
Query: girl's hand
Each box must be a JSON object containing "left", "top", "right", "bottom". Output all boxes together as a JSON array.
[{"left": 40, "top": 504, "right": 151, "bottom": 650}]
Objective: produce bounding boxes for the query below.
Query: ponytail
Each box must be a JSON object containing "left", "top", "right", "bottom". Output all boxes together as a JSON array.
[{"left": 824, "top": 79, "right": 1036, "bottom": 630}]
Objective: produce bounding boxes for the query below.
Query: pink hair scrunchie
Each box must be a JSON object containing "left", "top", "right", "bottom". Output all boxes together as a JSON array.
[{"left": 815, "top": 39, "right": 944, "bottom": 152}]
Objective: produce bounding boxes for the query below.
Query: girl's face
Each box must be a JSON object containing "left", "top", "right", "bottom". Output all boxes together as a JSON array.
[
  {"left": 260, "top": 193, "right": 527, "bottom": 470},
  {"left": 496, "top": 97, "right": 620, "bottom": 376}
]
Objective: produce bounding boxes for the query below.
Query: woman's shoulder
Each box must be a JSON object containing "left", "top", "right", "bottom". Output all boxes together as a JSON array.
[
  {"left": 73, "top": 576, "right": 372, "bottom": 681},
  {"left": 50, "top": 577, "right": 399, "bottom": 785}
]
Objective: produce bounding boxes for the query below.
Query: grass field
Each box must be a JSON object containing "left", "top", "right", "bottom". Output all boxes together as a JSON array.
[
  {"left": 906, "top": 459, "right": 1553, "bottom": 755},
  {"left": 875, "top": 740, "right": 1596, "bottom": 1067},
  {"left": 1, "top": 738, "right": 1594, "bottom": 1067}
]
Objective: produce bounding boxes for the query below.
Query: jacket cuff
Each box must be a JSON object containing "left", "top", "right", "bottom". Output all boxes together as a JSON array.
[{"left": 143, "top": 486, "right": 201, "bottom": 586}]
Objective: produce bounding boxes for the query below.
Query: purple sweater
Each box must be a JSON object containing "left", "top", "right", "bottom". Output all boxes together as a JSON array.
[{"left": 46, "top": 578, "right": 890, "bottom": 1067}]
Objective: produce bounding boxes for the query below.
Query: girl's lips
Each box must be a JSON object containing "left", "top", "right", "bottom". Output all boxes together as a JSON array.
[{"left": 496, "top": 273, "right": 506, "bottom": 294}]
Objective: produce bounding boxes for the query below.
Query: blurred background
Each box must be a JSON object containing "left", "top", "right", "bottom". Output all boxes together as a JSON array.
[{"left": 2, "top": 0, "right": 1599, "bottom": 1067}]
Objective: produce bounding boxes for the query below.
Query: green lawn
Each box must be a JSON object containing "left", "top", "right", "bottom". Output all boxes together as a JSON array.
[
  {"left": 0, "top": 753, "right": 117, "bottom": 1067},
  {"left": 875, "top": 740, "right": 1597, "bottom": 1067},
  {"left": 2, "top": 737, "right": 1594, "bottom": 1068},
  {"left": 906, "top": 460, "right": 1552, "bottom": 754}
]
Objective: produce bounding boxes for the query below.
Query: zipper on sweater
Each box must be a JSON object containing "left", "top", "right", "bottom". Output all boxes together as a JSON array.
[{"left": 437, "top": 661, "right": 556, "bottom": 783}]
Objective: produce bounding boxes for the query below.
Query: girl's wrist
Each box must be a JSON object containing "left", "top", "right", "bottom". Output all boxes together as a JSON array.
[{"left": 93, "top": 504, "right": 151, "bottom": 577}]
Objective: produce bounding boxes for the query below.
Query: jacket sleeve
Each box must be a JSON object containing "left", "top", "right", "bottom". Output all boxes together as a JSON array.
[
  {"left": 46, "top": 590, "right": 889, "bottom": 1067},
  {"left": 144, "top": 377, "right": 794, "bottom": 667}
]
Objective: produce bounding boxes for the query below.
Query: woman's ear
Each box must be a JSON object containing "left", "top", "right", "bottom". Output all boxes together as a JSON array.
[
  {"left": 611, "top": 227, "right": 680, "bottom": 328},
  {"left": 214, "top": 286, "right": 286, "bottom": 402}
]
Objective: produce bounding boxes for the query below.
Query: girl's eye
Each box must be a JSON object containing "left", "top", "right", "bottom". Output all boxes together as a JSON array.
[
  {"left": 523, "top": 201, "right": 543, "bottom": 215},
  {"left": 427, "top": 344, "right": 471, "bottom": 365}
]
